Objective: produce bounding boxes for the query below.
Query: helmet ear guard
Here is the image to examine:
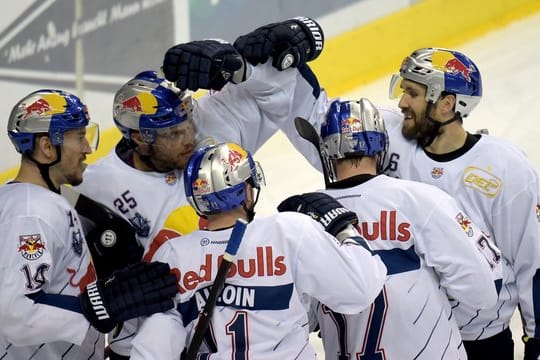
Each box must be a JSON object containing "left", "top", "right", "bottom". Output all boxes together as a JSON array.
[{"left": 184, "top": 143, "right": 265, "bottom": 216}]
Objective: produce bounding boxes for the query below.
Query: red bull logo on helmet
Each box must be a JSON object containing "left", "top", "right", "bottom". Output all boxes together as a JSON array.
[
  {"left": 119, "top": 92, "right": 158, "bottom": 114},
  {"left": 18, "top": 234, "right": 46, "bottom": 260},
  {"left": 431, "top": 50, "right": 475, "bottom": 82},
  {"left": 193, "top": 178, "right": 210, "bottom": 195},
  {"left": 22, "top": 93, "right": 68, "bottom": 120},
  {"left": 341, "top": 117, "right": 363, "bottom": 134},
  {"left": 225, "top": 143, "right": 248, "bottom": 168}
]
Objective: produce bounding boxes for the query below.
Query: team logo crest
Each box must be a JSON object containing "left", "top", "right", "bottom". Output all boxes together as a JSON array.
[
  {"left": 456, "top": 212, "right": 474, "bottom": 237},
  {"left": 129, "top": 212, "right": 150, "bottom": 237},
  {"left": 18, "top": 234, "right": 46, "bottom": 260},
  {"left": 164, "top": 171, "right": 178, "bottom": 185},
  {"left": 72, "top": 229, "right": 83, "bottom": 256},
  {"left": 431, "top": 167, "right": 444, "bottom": 179}
]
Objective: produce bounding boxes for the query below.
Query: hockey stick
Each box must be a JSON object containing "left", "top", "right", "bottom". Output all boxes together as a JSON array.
[
  {"left": 294, "top": 116, "right": 332, "bottom": 187},
  {"left": 185, "top": 218, "right": 249, "bottom": 360}
]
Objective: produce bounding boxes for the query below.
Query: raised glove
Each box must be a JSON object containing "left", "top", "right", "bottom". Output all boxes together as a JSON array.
[
  {"left": 523, "top": 336, "right": 540, "bottom": 360},
  {"left": 79, "top": 261, "right": 178, "bottom": 333},
  {"left": 234, "top": 16, "right": 324, "bottom": 70},
  {"left": 277, "top": 192, "right": 357, "bottom": 237},
  {"left": 162, "top": 39, "right": 246, "bottom": 91}
]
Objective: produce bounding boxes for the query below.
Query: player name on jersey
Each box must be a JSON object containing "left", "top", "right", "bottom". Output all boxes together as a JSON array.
[{"left": 176, "top": 246, "right": 286, "bottom": 294}]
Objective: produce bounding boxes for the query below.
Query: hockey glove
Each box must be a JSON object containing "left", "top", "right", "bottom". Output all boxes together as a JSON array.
[
  {"left": 234, "top": 16, "right": 324, "bottom": 70},
  {"left": 74, "top": 193, "right": 143, "bottom": 279},
  {"left": 79, "top": 261, "right": 178, "bottom": 333},
  {"left": 162, "top": 39, "right": 246, "bottom": 91},
  {"left": 277, "top": 192, "right": 358, "bottom": 237},
  {"left": 523, "top": 335, "right": 540, "bottom": 360}
]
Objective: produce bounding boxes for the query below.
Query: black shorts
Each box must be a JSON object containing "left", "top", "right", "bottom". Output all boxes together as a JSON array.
[{"left": 463, "top": 327, "right": 514, "bottom": 360}]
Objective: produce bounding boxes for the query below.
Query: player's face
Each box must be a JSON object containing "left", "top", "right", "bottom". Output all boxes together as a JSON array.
[
  {"left": 397, "top": 79, "right": 436, "bottom": 140},
  {"left": 55, "top": 127, "right": 93, "bottom": 186},
  {"left": 150, "top": 120, "right": 196, "bottom": 171}
]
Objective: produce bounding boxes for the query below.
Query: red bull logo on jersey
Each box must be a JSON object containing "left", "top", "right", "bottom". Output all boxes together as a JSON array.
[
  {"left": 463, "top": 166, "right": 502, "bottom": 198},
  {"left": 431, "top": 167, "right": 444, "bottom": 179},
  {"left": 119, "top": 92, "right": 158, "bottom": 114},
  {"left": 164, "top": 171, "right": 178, "bottom": 185},
  {"left": 18, "top": 234, "right": 46, "bottom": 260},
  {"left": 432, "top": 51, "right": 476, "bottom": 82},
  {"left": 22, "top": 93, "right": 67, "bottom": 120},
  {"left": 173, "top": 246, "right": 286, "bottom": 294},
  {"left": 357, "top": 210, "right": 411, "bottom": 241},
  {"left": 456, "top": 212, "right": 474, "bottom": 237}
]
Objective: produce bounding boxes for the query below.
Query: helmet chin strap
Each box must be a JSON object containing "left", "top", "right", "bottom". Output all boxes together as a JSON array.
[
  {"left": 418, "top": 102, "right": 460, "bottom": 147},
  {"left": 243, "top": 186, "right": 261, "bottom": 222},
  {"left": 28, "top": 146, "right": 62, "bottom": 193}
]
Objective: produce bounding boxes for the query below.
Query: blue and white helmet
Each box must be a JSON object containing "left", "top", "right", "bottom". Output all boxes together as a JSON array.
[
  {"left": 8, "top": 89, "right": 99, "bottom": 154},
  {"left": 184, "top": 143, "right": 265, "bottom": 216},
  {"left": 321, "top": 98, "right": 388, "bottom": 174},
  {"left": 113, "top": 70, "right": 193, "bottom": 144},
  {"left": 389, "top": 47, "right": 482, "bottom": 117}
]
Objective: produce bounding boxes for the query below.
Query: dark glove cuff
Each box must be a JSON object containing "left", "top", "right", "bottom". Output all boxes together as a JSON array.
[
  {"left": 80, "top": 281, "right": 116, "bottom": 333},
  {"left": 290, "top": 16, "right": 324, "bottom": 61}
]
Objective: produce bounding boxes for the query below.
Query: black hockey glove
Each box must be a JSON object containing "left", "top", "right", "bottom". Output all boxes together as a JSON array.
[
  {"left": 234, "top": 16, "right": 324, "bottom": 70},
  {"left": 73, "top": 193, "right": 144, "bottom": 279},
  {"left": 523, "top": 336, "right": 540, "bottom": 360},
  {"left": 79, "top": 261, "right": 178, "bottom": 333},
  {"left": 162, "top": 39, "right": 246, "bottom": 91},
  {"left": 277, "top": 192, "right": 357, "bottom": 237}
]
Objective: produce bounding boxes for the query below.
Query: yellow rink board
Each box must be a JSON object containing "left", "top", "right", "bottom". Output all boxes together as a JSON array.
[{"left": 2, "top": 0, "right": 539, "bottom": 183}]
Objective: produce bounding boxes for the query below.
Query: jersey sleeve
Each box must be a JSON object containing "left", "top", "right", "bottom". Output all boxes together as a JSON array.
[
  {"left": 492, "top": 167, "right": 540, "bottom": 339},
  {"left": 414, "top": 192, "right": 499, "bottom": 309},
  {"left": 130, "top": 310, "right": 187, "bottom": 360},
  {"left": 0, "top": 216, "right": 89, "bottom": 346},
  {"left": 195, "top": 62, "right": 326, "bottom": 155},
  {"left": 293, "top": 216, "right": 387, "bottom": 314},
  {"left": 131, "top": 242, "right": 187, "bottom": 359}
]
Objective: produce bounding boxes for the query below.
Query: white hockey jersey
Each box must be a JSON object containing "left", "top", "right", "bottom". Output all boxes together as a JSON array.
[
  {"left": 131, "top": 212, "right": 387, "bottom": 360},
  {"left": 384, "top": 113, "right": 540, "bottom": 341},
  {"left": 0, "top": 183, "right": 103, "bottom": 359},
  {"left": 74, "top": 61, "right": 327, "bottom": 354},
  {"left": 310, "top": 175, "right": 499, "bottom": 359}
]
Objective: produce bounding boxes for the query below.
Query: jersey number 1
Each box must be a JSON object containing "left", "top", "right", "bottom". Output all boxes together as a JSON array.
[{"left": 323, "top": 287, "right": 388, "bottom": 360}]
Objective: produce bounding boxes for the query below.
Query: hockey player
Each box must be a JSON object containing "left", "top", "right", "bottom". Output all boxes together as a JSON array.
[
  {"left": 74, "top": 17, "right": 327, "bottom": 358},
  {"left": 130, "top": 142, "right": 387, "bottom": 360},
  {"left": 279, "top": 98, "right": 500, "bottom": 359},
  {"left": 231, "top": 22, "right": 540, "bottom": 358},
  {"left": 386, "top": 48, "right": 540, "bottom": 359},
  {"left": 0, "top": 90, "right": 178, "bottom": 359}
]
